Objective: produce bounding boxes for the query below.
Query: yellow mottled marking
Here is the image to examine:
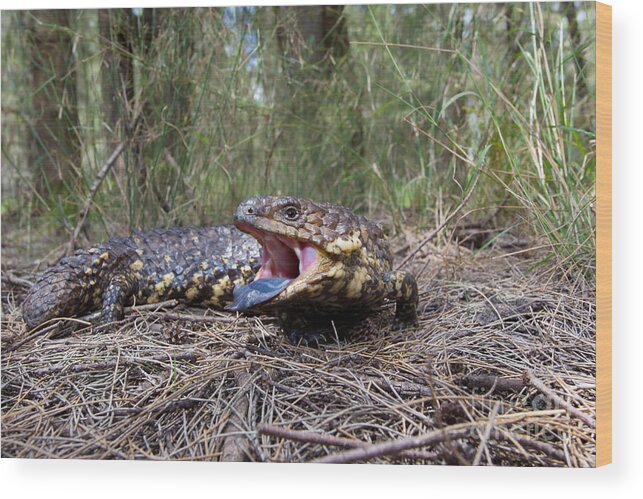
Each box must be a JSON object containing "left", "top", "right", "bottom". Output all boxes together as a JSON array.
[
  {"left": 136, "top": 249, "right": 144, "bottom": 256},
  {"left": 154, "top": 272, "right": 175, "bottom": 294},
  {"left": 84, "top": 267, "right": 93, "bottom": 275},
  {"left": 200, "top": 261, "right": 209, "bottom": 270},
  {"left": 325, "top": 264, "right": 345, "bottom": 280},
  {"left": 327, "top": 232, "right": 362, "bottom": 254},
  {"left": 330, "top": 278, "right": 346, "bottom": 294},
  {"left": 185, "top": 287, "right": 199, "bottom": 301},
  {"left": 210, "top": 276, "right": 230, "bottom": 304},
  {"left": 147, "top": 294, "right": 160, "bottom": 304},
  {"left": 191, "top": 273, "right": 204, "bottom": 285},
  {"left": 164, "top": 255, "right": 172, "bottom": 264},
  {"left": 129, "top": 259, "right": 144, "bottom": 272},
  {"left": 345, "top": 268, "right": 368, "bottom": 298},
  {"left": 100, "top": 252, "right": 110, "bottom": 260}
]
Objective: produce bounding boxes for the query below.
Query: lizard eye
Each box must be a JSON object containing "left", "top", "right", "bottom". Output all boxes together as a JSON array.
[{"left": 283, "top": 206, "right": 300, "bottom": 221}]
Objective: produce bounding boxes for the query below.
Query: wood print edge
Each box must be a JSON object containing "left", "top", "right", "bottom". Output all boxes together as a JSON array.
[{"left": 595, "top": 0, "right": 612, "bottom": 468}]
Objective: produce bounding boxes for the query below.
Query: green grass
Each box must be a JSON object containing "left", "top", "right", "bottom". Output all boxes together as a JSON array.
[{"left": 1, "top": 3, "right": 596, "bottom": 273}]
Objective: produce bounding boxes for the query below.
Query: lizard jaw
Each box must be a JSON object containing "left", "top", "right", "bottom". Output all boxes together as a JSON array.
[{"left": 226, "top": 223, "right": 321, "bottom": 311}]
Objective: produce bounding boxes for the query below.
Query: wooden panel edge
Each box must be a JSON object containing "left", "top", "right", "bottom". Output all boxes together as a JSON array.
[{"left": 595, "top": 1, "right": 612, "bottom": 468}]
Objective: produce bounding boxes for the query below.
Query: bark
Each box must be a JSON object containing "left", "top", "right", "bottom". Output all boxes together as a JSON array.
[
  {"left": 275, "top": 5, "right": 350, "bottom": 120},
  {"left": 26, "top": 10, "right": 81, "bottom": 205}
]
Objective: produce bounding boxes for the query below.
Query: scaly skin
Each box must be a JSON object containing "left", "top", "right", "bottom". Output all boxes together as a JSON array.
[
  {"left": 21, "top": 226, "right": 261, "bottom": 329},
  {"left": 231, "top": 196, "right": 418, "bottom": 344},
  {"left": 22, "top": 197, "right": 418, "bottom": 345}
]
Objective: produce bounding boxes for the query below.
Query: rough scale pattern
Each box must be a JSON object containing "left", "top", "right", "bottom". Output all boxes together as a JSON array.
[
  {"left": 22, "top": 197, "right": 418, "bottom": 345},
  {"left": 22, "top": 226, "right": 261, "bottom": 329},
  {"left": 232, "top": 196, "right": 419, "bottom": 343}
]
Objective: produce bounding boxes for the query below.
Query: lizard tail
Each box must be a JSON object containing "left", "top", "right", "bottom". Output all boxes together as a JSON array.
[{"left": 22, "top": 260, "right": 92, "bottom": 329}]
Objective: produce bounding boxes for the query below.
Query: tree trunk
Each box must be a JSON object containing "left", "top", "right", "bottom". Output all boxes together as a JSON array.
[
  {"left": 98, "top": 9, "right": 134, "bottom": 142},
  {"left": 26, "top": 10, "right": 81, "bottom": 207},
  {"left": 275, "top": 5, "right": 350, "bottom": 120}
]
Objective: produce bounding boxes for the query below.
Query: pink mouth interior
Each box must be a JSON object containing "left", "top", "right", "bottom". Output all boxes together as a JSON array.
[{"left": 240, "top": 224, "right": 318, "bottom": 281}]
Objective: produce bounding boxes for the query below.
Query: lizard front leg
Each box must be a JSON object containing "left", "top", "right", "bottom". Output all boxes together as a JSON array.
[
  {"left": 384, "top": 270, "right": 419, "bottom": 324},
  {"left": 99, "top": 273, "right": 138, "bottom": 326}
]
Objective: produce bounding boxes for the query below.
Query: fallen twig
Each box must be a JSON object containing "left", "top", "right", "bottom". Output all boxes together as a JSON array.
[
  {"left": 220, "top": 367, "right": 254, "bottom": 462},
  {"left": 312, "top": 410, "right": 562, "bottom": 464},
  {"left": 5, "top": 322, "right": 61, "bottom": 352},
  {"left": 257, "top": 423, "right": 438, "bottom": 461},
  {"left": 357, "top": 374, "right": 434, "bottom": 398},
  {"left": 6, "top": 300, "right": 180, "bottom": 352},
  {"left": 456, "top": 374, "right": 525, "bottom": 393},
  {"left": 493, "top": 429, "right": 568, "bottom": 464},
  {"left": 110, "top": 397, "right": 207, "bottom": 417},
  {"left": 472, "top": 401, "right": 500, "bottom": 465},
  {"left": 31, "top": 350, "right": 199, "bottom": 376},
  {"left": 83, "top": 299, "right": 180, "bottom": 322},
  {"left": 68, "top": 142, "right": 126, "bottom": 252},
  {"left": 525, "top": 369, "right": 596, "bottom": 429},
  {"left": 1, "top": 271, "right": 34, "bottom": 288},
  {"left": 153, "top": 311, "right": 268, "bottom": 324}
]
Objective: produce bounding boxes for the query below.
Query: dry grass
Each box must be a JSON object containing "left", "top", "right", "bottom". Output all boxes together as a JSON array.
[{"left": 1, "top": 239, "right": 595, "bottom": 466}]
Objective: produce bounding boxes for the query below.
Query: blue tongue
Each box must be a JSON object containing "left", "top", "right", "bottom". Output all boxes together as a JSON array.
[{"left": 226, "top": 277, "right": 292, "bottom": 312}]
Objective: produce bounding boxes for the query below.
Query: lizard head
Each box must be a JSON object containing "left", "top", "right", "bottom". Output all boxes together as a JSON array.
[{"left": 226, "top": 196, "right": 371, "bottom": 312}]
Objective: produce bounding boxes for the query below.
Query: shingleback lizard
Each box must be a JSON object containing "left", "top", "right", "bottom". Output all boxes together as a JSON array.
[{"left": 22, "top": 196, "right": 418, "bottom": 344}]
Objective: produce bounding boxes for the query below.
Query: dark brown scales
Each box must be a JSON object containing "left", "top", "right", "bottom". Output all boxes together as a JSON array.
[
  {"left": 233, "top": 196, "right": 419, "bottom": 343},
  {"left": 22, "top": 226, "right": 261, "bottom": 329},
  {"left": 22, "top": 197, "right": 418, "bottom": 343}
]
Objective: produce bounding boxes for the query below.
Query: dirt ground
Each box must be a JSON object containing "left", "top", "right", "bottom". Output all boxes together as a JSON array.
[{"left": 0, "top": 234, "right": 596, "bottom": 466}]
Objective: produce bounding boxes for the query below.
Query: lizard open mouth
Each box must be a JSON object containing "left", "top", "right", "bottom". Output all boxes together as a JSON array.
[
  {"left": 255, "top": 233, "right": 318, "bottom": 280},
  {"left": 226, "top": 223, "right": 319, "bottom": 311}
]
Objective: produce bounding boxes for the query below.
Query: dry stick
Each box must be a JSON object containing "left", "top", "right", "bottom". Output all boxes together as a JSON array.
[
  {"left": 357, "top": 374, "right": 434, "bottom": 398},
  {"left": 456, "top": 374, "right": 525, "bottom": 393},
  {"left": 395, "top": 160, "right": 482, "bottom": 272},
  {"left": 154, "top": 311, "right": 269, "bottom": 324},
  {"left": 9, "top": 300, "right": 181, "bottom": 352},
  {"left": 87, "top": 301, "right": 262, "bottom": 325},
  {"left": 68, "top": 142, "right": 126, "bottom": 252},
  {"left": 524, "top": 369, "right": 596, "bottom": 429},
  {"left": 110, "top": 397, "right": 205, "bottom": 417},
  {"left": 1, "top": 272, "right": 34, "bottom": 288},
  {"left": 220, "top": 367, "right": 254, "bottom": 462},
  {"left": 31, "top": 350, "right": 199, "bottom": 376},
  {"left": 263, "top": 129, "right": 283, "bottom": 192},
  {"left": 82, "top": 299, "right": 180, "bottom": 322},
  {"left": 311, "top": 410, "right": 561, "bottom": 464},
  {"left": 493, "top": 429, "right": 568, "bottom": 463},
  {"left": 5, "top": 322, "right": 59, "bottom": 352},
  {"left": 257, "top": 424, "right": 438, "bottom": 461},
  {"left": 472, "top": 401, "right": 500, "bottom": 466}
]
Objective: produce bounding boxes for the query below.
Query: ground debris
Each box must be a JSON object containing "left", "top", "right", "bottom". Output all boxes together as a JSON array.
[{"left": 1, "top": 245, "right": 595, "bottom": 466}]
